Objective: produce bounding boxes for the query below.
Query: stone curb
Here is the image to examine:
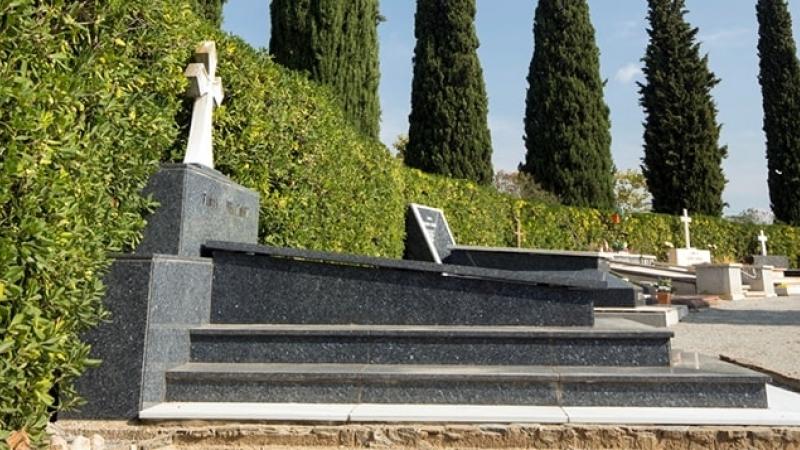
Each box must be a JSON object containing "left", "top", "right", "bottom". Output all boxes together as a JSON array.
[{"left": 56, "top": 421, "right": 800, "bottom": 449}]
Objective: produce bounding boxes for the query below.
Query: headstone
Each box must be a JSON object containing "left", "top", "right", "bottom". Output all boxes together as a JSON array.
[
  {"left": 680, "top": 209, "right": 693, "bottom": 249},
  {"left": 668, "top": 210, "right": 712, "bottom": 267},
  {"left": 184, "top": 41, "right": 224, "bottom": 169},
  {"left": 745, "top": 230, "right": 790, "bottom": 268},
  {"left": 758, "top": 230, "right": 769, "bottom": 256},
  {"left": 134, "top": 164, "right": 259, "bottom": 258},
  {"left": 403, "top": 203, "right": 455, "bottom": 263}
]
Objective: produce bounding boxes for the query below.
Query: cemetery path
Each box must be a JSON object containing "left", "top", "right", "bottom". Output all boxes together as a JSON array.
[{"left": 671, "top": 296, "right": 800, "bottom": 384}]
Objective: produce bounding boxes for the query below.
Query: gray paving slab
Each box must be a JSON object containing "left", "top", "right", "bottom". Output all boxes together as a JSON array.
[{"left": 671, "top": 296, "right": 800, "bottom": 381}]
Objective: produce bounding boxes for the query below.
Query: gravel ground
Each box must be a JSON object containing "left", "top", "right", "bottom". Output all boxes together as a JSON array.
[{"left": 671, "top": 296, "right": 800, "bottom": 380}]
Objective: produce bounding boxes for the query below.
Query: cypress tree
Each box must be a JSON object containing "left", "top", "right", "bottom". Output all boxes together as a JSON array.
[
  {"left": 520, "top": 0, "right": 615, "bottom": 209},
  {"left": 640, "top": 0, "right": 727, "bottom": 216},
  {"left": 269, "top": 0, "right": 381, "bottom": 139},
  {"left": 405, "top": 0, "right": 493, "bottom": 185},
  {"left": 757, "top": 0, "right": 800, "bottom": 225},
  {"left": 193, "top": 0, "right": 227, "bottom": 26}
]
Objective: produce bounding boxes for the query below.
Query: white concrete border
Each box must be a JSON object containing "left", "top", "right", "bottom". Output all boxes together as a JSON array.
[{"left": 140, "top": 385, "right": 800, "bottom": 426}]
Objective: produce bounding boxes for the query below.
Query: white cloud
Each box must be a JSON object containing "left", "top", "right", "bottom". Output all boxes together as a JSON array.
[
  {"left": 614, "top": 63, "right": 643, "bottom": 85},
  {"left": 698, "top": 28, "right": 751, "bottom": 46}
]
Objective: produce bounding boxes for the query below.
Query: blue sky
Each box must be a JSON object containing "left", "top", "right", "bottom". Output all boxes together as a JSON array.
[{"left": 222, "top": 0, "right": 800, "bottom": 214}]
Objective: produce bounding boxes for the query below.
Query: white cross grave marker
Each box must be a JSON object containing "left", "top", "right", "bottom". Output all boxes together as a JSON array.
[
  {"left": 184, "top": 41, "right": 224, "bottom": 169},
  {"left": 680, "top": 209, "right": 692, "bottom": 249},
  {"left": 758, "top": 230, "right": 769, "bottom": 256}
]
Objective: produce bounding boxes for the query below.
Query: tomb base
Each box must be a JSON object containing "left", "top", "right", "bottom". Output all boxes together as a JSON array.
[{"left": 668, "top": 248, "right": 712, "bottom": 267}]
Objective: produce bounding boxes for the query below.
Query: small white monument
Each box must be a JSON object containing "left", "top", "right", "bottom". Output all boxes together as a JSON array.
[
  {"left": 184, "top": 41, "right": 224, "bottom": 169},
  {"left": 758, "top": 229, "right": 769, "bottom": 256},
  {"left": 668, "top": 209, "right": 712, "bottom": 267}
]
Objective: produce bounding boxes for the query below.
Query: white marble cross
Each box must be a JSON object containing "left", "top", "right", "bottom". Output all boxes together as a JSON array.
[
  {"left": 758, "top": 230, "right": 769, "bottom": 256},
  {"left": 184, "top": 41, "right": 224, "bottom": 169},
  {"left": 680, "top": 209, "right": 692, "bottom": 249}
]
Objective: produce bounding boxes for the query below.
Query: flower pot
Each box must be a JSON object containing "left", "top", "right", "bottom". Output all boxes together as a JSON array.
[{"left": 656, "top": 291, "right": 672, "bottom": 305}]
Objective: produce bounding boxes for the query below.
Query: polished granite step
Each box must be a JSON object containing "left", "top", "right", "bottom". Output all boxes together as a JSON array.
[
  {"left": 189, "top": 319, "right": 673, "bottom": 367},
  {"left": 165, "top": 353, "right": 769, "bottom": 408}
]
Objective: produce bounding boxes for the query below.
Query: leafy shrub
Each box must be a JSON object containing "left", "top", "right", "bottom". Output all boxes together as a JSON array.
[{"left": 0, "top": 0, "right": 202, "bottom": 444}]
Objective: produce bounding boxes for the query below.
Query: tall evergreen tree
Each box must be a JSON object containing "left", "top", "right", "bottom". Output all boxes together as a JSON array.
[
  {"left": 405, "top": 0, "right": 493, "bottom": 185},
  {"left": 757, "top": 0, "right": 800, "bottom": 225},
  {"left": 193, "top": 0, "right": 227, "bottom": 26},
  {"left": 520, "top": 0, "right": 615, "bottom": 209},
  {"left": 269, "top": 0, "right": 381, "bottom": 139},
  {"left": 640, "top": 0, "right": 727, "bottom": 216}
]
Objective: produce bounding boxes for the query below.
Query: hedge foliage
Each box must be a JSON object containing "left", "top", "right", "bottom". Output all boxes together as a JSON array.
[
  {"left": 2, "top": 0, "right": 800, "bottom": 447},
  {"left": 403, "top": 169, "right": 800, "bottom": 265},
  {"left": 0, "top": 0, "right": 199, "bottom": 445}
]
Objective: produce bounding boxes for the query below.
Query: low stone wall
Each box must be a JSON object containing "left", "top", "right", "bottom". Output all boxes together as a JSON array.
[{"left": 57, "top": 421, "right": 800, "bottom": 449}]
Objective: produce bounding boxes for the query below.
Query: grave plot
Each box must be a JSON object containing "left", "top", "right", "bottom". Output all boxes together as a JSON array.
[{"left": 65, "top": 41, "right": 777, "bottom": 424}]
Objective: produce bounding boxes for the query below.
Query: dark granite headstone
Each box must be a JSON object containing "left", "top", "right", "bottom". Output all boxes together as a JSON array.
[
  {"left": 64, "top": 164, "right": 259, "bottom": 419},
  {"left": 745, "top": 255, "right": 790, "bottom": 269},
  {"left": 403, "top": 204, "right": 455, "bottom": 263},
  {"left": 135, "top": 164, "right": 259, "bottom": 257}
]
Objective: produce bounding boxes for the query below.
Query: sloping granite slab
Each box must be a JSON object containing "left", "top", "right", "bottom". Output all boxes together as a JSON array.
[
  {"left": 447, "top": 246, "right": 612, "bottom": 272},
  {"left": 203, "top": 242, "right": 600, "bottom": 327},
  {"left": 445, "top": 246, "right": 643, "bottom": 307}
]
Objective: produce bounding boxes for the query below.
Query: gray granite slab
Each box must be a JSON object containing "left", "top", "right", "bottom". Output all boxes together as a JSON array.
[
  {"left": 446, "top": 247, "right": 610, "bottom": 272},
  {"left": 163, "top": 357, "right": 769, "bottom": 408},
  {"left": 746, "top": 255, "right": 791, "bottom": 269},
  {"left": 206, "top": 246, "right": 596, "bottom": 327},
  {"left": 445, "top": 248, "right": 642, "bottom": 307},
  {"left": 140, "top": 256, "right": 212, "bottom": 408},
  {"left": 135, "top": 164, "right": 259, "bottom": 257},
  {"left": 189, "top": 322, "right": 673, "bottom": 366},
  {"left": 558, "top": 381, "right": 767, "bottom": 408},
  {"left": 64, "top": 259, "right": 152, "bottom": 419},
  {"left": 64, "top": 255, "right": 213, "bottom": 419},
  {"left": 203, "top": 241, "right": 608, "bottom": 290}
]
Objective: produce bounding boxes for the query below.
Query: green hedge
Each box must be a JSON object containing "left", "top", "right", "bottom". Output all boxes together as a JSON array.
[
  {"left": 402, "top": 169, "right": 800, "bottom": 265},
  {"left": 0, "top": 0, "right": 199, "bottom": 444},
  {"left": 2, "top": 0, "right": 800, "bottom": 446}
]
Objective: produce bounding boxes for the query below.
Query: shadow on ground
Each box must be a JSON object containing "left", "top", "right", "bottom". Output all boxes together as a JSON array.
[{"left": 683, "top": 309, "right": 800, "bottom": 326}]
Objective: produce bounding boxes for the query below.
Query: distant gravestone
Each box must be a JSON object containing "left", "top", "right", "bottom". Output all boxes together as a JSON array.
[
  {"left": 746, "top": 229, "right": 790, "bottom": 268},
  {"left": 667, "top": 209, "right": 712, "bottom": 267},
  {"left": 403, "top": 204, "right": 456, "bottom": 263}
]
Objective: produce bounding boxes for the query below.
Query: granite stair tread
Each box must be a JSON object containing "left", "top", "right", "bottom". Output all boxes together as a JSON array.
[
  {"left": 164, "top": 353, "right": 769, "bottom": 408},
  {"left": 191, "top": 317, "right": 673, "bottom": 339},
  {"left": 167, "top": 357, "right": 768, "bottom": 383},
  {"left": 188, "top": 318, "right": 674, "bottom": 366}
]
